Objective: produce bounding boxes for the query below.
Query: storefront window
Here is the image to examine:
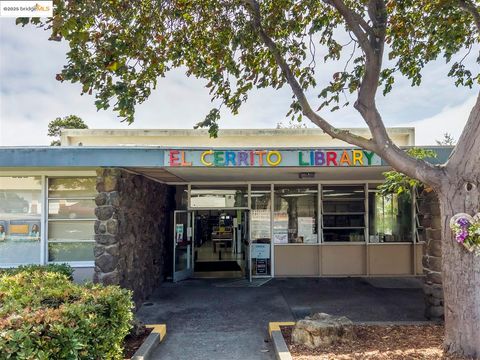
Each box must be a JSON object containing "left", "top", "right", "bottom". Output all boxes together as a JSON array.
[
  {"left": 322, "top": 185, "right": 366, "bottom": 242},
  {"left": 250, "top": 186, "right": 271, "bottom": 276},
  {"left": 47, "top": 178, "right": 96, "bottom": 262},
  {"left": 0, "top": 176, "right": 42, "bottom": 265},
  {"left": 274, "top": 185, "right": 318, "bottom": 244},
  {"left": 368, "top": 192, "right": 413, "bottom": 242},
  {"left": 190, "top": 185, "right": 248, "bottom": 208}
]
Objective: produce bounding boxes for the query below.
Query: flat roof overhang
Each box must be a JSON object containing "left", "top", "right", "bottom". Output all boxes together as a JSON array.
[{"left": 0, "top": 146, "right": 452, "bottom": 183}]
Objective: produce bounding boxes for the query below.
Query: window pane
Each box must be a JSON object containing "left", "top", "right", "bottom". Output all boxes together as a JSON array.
[
  {"left": 190, "top": 186, "right": 248, "bottom": 208},
  {"left": 48, "top": 221, "right": 94, "bottom": 241},
  {"left": 0, "top": 177, "right": 42, "bottom": 265},
  {"left": 322, "top": 185, "right": 365, "bottom": 199},
  {"left": 48, "top": 178, "right": 96, "bottom": 198},
  {"left": 48, "top": 199, "right": 96, "bottom": 219},
  {"left": 274, "top": 185, "right": 318, "bottom": 244},
  {"left": 368, "top": 193, "right": 413, "bottom": 242},
  {"left": 48, "top": 242, "right": 94, "bottom": 262}
]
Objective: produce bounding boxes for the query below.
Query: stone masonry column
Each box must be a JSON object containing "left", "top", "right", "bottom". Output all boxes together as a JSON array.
[
  {"left": 419, "top": 190, "right": 444, "bottom": 320},
  {"left": 93, "top": 168, "right": 170, "bottom": 306}
]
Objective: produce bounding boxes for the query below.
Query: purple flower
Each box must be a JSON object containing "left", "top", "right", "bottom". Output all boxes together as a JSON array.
[
  {"left": 456, "top": 229, "right": 468, "bottom": 243},
  {"left": 457, "top": 218, "right": 470, "bottom": 227},
  {"left": 456, "top": 218, "right": 471, "bottom": 227}
]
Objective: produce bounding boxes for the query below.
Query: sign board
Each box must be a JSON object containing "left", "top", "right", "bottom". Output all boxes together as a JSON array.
[
  {"left": 255, "top": 259, "right": 268, "bottom": 275},
  {"left": 251, "top": 243, "right": 270, "bottom": 259},
  {"left": 165, "top": 149, "right": 381, "bottom": 168}
]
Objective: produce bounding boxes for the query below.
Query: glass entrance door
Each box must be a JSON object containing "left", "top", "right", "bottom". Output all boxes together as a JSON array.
[
  {"left": 173, "top": 210, "right": 194, "bottom": 282},
  {"left": 249, "top": 186, "right": 272, "bottom": 279}
]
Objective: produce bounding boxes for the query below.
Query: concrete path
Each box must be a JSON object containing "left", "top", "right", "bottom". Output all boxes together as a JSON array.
[{"left": 136, "top": 277, "right": 426, "bottom": 360}]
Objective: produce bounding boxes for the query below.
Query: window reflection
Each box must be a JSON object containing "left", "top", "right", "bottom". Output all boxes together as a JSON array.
[
  {"left": 47, "top": 177, "right": 96, "bottom": 262},
  {"left": 274, "top": 186, "right": 318, "bottom": 244},
  {"left": 368, "top": 192, "right": 412, "bottom": 242},
  {"left": 0, "top": 177, "right": 42, "bottom": 265}
]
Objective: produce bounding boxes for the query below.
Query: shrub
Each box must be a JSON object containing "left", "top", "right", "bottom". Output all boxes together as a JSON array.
[
  {"left": 0, "top": 263, "right": 73, "bottom": 280},
  {"left": 0, "top": 271, "right": 133, "bottom": 360}
]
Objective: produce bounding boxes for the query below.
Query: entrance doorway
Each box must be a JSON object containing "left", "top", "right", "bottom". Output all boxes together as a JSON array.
[
  {"left": 173, "top": 209, "right": 249, "bottom": 281},
  {"left": 193, "top": 210, "right": 248, "bottom": 278}
]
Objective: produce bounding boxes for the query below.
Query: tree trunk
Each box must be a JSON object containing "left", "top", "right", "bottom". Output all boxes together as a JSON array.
[{"left": 438, "top": 182, "right": 480, "bottom": 358}]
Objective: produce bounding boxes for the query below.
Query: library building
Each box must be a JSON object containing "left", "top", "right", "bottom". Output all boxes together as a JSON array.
[{"left": 0, "top": 128, "right": 451, "bottom": 302}]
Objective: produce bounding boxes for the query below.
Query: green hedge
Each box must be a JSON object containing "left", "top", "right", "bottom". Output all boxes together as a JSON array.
[
  {"left": 0, "top": 270, "right": 133, "bottom": 360},
  {"left": 0, "top": 263, "right": 74, "bottom": 279}
]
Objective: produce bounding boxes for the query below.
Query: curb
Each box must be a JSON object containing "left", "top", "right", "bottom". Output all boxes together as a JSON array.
[
  {"left": 268, "top": 322, "right": 294, "bottom": 360},
  {"left": 131, "top": 324, "right": 167, "bottom": 360}
]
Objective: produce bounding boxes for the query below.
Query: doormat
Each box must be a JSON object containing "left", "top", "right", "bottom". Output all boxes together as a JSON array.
[{"left": 194, "top": 261, "right": 241, "bottom": 272}]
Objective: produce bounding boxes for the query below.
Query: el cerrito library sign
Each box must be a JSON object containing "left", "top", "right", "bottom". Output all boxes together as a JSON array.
[{"left": 166, "top": 149, "right": 381, "bottom": 167}]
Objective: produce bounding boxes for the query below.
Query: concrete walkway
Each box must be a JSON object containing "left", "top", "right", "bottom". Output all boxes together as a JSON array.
[{"left": 136, "top": 277, "right": 426, "bottom": 360}]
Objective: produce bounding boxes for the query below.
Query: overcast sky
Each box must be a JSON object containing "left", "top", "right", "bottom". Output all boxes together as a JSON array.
[{"left": 0, "top": 19, "right": 478, "bottom": 146}]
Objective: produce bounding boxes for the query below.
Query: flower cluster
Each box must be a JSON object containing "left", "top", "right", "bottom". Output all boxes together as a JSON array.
[{"left": 450, "top": 213, "right": 480, "bottom": 252}]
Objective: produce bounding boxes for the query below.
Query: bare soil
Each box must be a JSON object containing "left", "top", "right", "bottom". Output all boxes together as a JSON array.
[
  {"left": 281, "top": 324, "right": 472, "bottom": 360},
  {"left": 123, "top": 327, "right": 153, "bottom": 359}
]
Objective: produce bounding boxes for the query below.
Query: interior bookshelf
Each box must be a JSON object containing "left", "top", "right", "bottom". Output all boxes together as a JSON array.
[{"left": 322, "top": 185, "right": 366, "bottom": 242}]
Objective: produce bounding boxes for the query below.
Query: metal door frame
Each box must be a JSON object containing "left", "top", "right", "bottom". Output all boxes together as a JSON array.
[{"left": 173, "top": 210, "right": 194, "bottom": 282}]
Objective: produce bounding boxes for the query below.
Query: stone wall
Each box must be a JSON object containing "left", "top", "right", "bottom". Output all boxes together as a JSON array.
[
  {"left": 93, "top": 168, "right": 171, "bottom": 306},
  {"left": 418, "top": 190, "right": 444, "bottom": 320}
]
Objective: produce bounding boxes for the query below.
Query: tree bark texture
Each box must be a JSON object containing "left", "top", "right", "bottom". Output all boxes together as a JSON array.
[{"left": 438, "top": 186, "right": 480, "bottom": 358}]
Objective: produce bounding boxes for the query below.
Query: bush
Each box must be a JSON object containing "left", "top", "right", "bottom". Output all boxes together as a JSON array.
[
  {"left": 0, "top": 263, "right": 74, "bottom": 280},
  {"left": 0, "top": 271, "right": 133, "bottom": 360}
]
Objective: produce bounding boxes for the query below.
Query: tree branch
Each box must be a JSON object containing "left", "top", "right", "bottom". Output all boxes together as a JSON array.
[
  {"left": 243, "top": 0, "right": 444, "bottom": 188},
  {"left": 243, "top": 0, "right": 375, "bottom": 150},
  {"left": 457, "top": 0, "right": 480, "bottom": 34}
]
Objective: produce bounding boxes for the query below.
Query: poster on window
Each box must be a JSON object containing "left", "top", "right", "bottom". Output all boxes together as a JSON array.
[
  {"left": 175, "top": 224, "right": 184, "bottom": 243},
  {"left": 298, "top": 217, "right": 316, "bottom": 243}
]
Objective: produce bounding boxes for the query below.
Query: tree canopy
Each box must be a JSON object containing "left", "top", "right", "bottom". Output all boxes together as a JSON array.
[
  {"left": 48, "top": 114, "right": 88, "bottom": 145},
  {"left": 19, "top": 1, "right": 478, "bottom": 132}
]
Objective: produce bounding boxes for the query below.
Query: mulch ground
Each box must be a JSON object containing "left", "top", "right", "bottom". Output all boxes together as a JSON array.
[
  {"left": 281, "top": 324, "right": 471, "bottom": 360},
  {"left": 123, "top": 327, "right": 153, "bottom": 359}
]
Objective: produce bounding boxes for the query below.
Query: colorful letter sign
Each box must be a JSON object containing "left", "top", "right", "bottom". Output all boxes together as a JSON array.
[{"left": 165, "top": 149, "right": 381, "bottom": 167}]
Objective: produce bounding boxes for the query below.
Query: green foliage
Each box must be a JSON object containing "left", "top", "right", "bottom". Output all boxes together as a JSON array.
[
  {"left": 48, "top": 115, "right": 88, "bottom": 146},
  {"left": 0, "top": 270, "right": 133, "bottom": 360},
  {"left": 17, "top": 1, "right": 478, "bottom": 134},
  {"left": 0, "top": 263, "right": 74, "bottom": 280},
  {"left": 378, "top": 148, "right": 437, "bottom": 197}
]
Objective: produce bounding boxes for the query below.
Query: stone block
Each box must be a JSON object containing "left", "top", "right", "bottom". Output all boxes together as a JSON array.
[
  {"left": 104, "top": 175, "right": 118, "bottom": 192},
  {"left": 96, "top": 253, "right": 118, "bottom": 273},
  {"left": 93, "top": 244, "right": 106, "bottom": 257},
  {"left": 106, "top": 219, "right": 118, "bottom": 235},
  {"left": 95, "top": 192, "right": 108, "bottom": 206},
  {"left": 426, "top": 305, "right": 444, "bottom": 319},
  {"left": 95, "top": 205, "right": 115, "bottom": 221},
  {"left": 95, "top": 234, "right": 117, "bottom": 245},
  {"left": 426, "top": 229, "right": 442, "bottom": 241},
  {"left": 108, "top": 191, "right": 120, "bottom": 207},
  {"left": 423, "top": 255, "right": 442, "bottom": 272},
  {"left": 426, "top": 239, "right": 442, "bottom": 257},
  {"left": 426, "top": 270, "right": 442, "bottom": 285},
  {"left": 105, "top": 244, "right": 120, "bottom": 257},
  {"left": 98, "top": 270, "right": 120, "bottom": 285},
  {"left": 292, "top": 313, "right": 354, "bottom": 348}
]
